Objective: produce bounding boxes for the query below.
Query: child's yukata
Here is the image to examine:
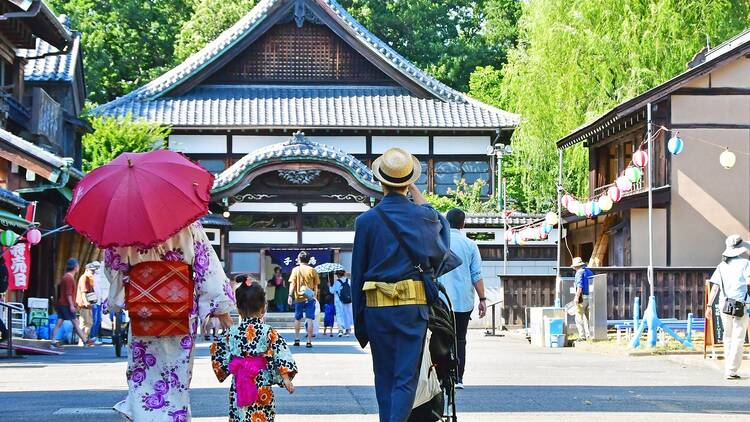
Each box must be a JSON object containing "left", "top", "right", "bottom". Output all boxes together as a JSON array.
[{"left": 211, "top": 317, "right": 297, "bottom": 422}]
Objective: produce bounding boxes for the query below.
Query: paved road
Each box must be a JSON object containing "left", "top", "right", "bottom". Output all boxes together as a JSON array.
[{"left": 0, "top": 330, "right": 748, "bottom": 421}]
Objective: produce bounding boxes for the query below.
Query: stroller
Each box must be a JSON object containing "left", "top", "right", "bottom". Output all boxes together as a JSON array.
[{"left": 409, "top": 283, "right": 459, "bottom": 422}]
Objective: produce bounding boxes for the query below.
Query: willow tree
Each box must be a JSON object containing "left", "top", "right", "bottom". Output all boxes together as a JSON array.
[{"left": 472, "top": 0, "right": 750, "bottom": 212}]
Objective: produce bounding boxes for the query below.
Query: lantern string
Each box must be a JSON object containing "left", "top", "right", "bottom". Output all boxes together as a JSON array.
[{"left": 659, "top": 125, "right": 750, "bottom": 156}]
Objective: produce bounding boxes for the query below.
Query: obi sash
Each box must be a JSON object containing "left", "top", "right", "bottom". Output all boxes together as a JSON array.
[
  {"left": 229, "top": 355, "right": 268, "bottom": 407},
  {"left": 126, "top": 261, "right": 193, "bottom": 336}
]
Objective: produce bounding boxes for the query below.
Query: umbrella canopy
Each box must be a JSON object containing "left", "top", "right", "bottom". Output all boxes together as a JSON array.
[
  {"left": 65, "top": 150, "right": 213, "bottom": 248},
  {"left": 314, "top": 263, "right": 344, "bottom": 274}
]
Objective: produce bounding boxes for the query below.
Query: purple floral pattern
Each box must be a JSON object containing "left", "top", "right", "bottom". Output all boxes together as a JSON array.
[
  {"left": 142, "top": 393, "right": 167, "bottom": 410},
  {"left": 169, "top": 409, "right": 188, "bottom": 422},
  {"left": 104, "top": 248, "right": 130, "bottom": 274},
  {"left": 143, "top": 353, "right": 157, "bottom": 367},
  {"left": 161, "top": 248, "right": 185, "bottom": 262},
  {"left": 193, "top": 241, "right": 210, "bottom": 283},
  {"left": 153, "top": 380, "right": 170, "bottom": 395},
  {"left": 179, "top": 336, "right": 192, "bottom": 350}
]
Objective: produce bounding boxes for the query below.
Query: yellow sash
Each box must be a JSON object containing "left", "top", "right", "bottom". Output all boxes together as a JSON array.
[{"left": 363, "top": 279, "right": 427, "bottom": 307}]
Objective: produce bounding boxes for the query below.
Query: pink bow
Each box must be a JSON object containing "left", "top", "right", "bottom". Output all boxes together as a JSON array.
[{"left": 228, "top": 356, "right": 268, "bottom": 407}]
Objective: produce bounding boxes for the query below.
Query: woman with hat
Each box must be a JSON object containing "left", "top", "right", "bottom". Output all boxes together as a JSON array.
[
  {"left": 706, "top": 234, "right": 750, "bottom": 379},
  {"left": 572, "top": 257, "right": 593, "bottom": 341}
]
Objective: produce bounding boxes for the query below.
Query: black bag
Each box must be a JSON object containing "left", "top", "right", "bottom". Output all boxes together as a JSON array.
[
  {"left": 339, "top": 278, "right": 352, "bottom": 304},
  {"left": 718, "top": 267, "right": 748, "bottom": 317}
]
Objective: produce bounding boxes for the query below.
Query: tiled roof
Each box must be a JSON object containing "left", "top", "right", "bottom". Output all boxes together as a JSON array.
[
  {"left": 94, "top": 0, "right": 518, "bottom": 129},
  {"left": 199, "top": 214, "right": 233, "bottom": 227},
  {"left": 0, "top": 187, "right": 29, "bottom": 209},
  {"left": 465, "top": 213, "right": 544, "bottom": 227},
  {"left": 213, "top": 131, "right": 380, "bottom": 193},
  {"left": 20, "top": 15, "right": 80, "bottom": 82},
  {"left": 96, "top": 85, "right": 517, "bottom": 129},
  {"left": 0, "top": 127, "right": 83, "bottom": 180}
]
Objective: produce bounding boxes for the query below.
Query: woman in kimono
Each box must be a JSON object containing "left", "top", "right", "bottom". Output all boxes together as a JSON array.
[{"left": 105, "top": 221, "right": 236, "bottom": 422}]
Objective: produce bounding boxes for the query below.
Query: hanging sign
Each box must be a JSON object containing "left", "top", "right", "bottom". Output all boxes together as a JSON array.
[
  {"left": 5, "top": 242, "right": 31, "bottom": 290},
  {"left": 267, "top": 249, "right": 333, "bottom": 272}
]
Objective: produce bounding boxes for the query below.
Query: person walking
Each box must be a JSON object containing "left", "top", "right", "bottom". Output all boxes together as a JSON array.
[
  {"left": 76, "top": 262, "right": 98, "bottom": 344},
  {"left": 572, "top": 257, "right": 593, "bottom": 341},
  {"left": 90, "top": 261, "right": 105, "bottom": 345},
  {"left": 438, "top": 208, "right": 487, "bottom": 389},
  {"left": 51, "top": 258, "right": 91, "bottom": 347},
  {"left": 331, "top": 269, "right": 353, "bottom": 336},
  {"left": 705, "top": 234, "right": 750, "bottom": 379},
  {"left": 287, "top": 251, "right": 319, "bottom": 348},
  {"left": 269, "top": 267, "right": 286, "bottom": 312},
  {"left": 352, "top": 147, "right": 455, "bottom": 422}
]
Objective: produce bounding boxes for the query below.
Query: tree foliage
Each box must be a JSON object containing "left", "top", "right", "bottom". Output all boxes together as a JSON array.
[
  {"left": 173, "top": 0, "right": 257, "bottom": 62},
  {"left": 340, "top": 0, "right": 520, "bottom": 91},
  {"left": 50, "top": 0, "right": 192, "bottom": 105},
  {"left": 82, "top": 114, "right": 170, "bottom": 172},
  {"left": 424, "top": 179, "right": 499, "bottom": 214},
  {"left": 471, "top": 0, "right": 750, "bottom": 212}
]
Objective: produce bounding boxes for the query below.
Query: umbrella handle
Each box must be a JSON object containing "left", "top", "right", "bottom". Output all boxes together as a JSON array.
[{"left": 193, "top": 182, "right": 211, "bottom": 203}]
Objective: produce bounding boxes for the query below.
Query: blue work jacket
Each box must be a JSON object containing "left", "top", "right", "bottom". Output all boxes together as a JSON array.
[{"left": 351, "top": 193, "right": 453, "bottom": 347}]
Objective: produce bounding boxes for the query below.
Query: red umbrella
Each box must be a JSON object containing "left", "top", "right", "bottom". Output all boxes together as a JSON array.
[{"left": 65, "top": 150, "right": 214, "bottom": 248}]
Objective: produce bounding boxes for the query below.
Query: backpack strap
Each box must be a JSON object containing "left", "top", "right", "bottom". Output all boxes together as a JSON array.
[{"left": 375, "top": 207, "right": 423, "bottom": 274}]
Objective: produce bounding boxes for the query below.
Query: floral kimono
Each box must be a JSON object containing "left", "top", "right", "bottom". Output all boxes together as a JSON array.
[
  {"left": 105, "top": 222, "right": 235, "bottom": 422},
  {"left": 211, "top": 317, "right": 297, "bottom": 422}
]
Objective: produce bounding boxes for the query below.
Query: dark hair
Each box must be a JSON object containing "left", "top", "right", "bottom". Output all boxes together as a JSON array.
[
  {"left": 235, "top": 280, "right": 266, "bottom": 318},
  {"left": 273, "top": 266, "right": 281, "bottom": 273},
  {"left": 235, "top": 274, "right": 248, "bottom": 285},
  {"left": 446, "top": 208, "right": 466, "bottom": 229},
  {"left": 335, "top": 269, "right": 346, "bottom": 277},
  {"left": 298, "top": 251, "right": 310, "bottom": 264},
  {"left": 65, "top": 258, "right": 79, "bottom": 272},
  {"left": 325, "top": 294, "right": 334, "bottom": 305}
]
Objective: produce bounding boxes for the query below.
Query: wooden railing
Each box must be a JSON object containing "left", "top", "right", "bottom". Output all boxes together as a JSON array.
[{"left": 501, "top": 267, "right": 713, "bottom": 326}]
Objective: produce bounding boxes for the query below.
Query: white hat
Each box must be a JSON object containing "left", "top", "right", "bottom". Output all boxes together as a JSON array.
[
  {"left": 722, "top": 235, "right": 750, "bottom": 258},
  {"left": 86, "top": 261, "right": 101, "bottom": 270},
  {"left": 371, "top": 148, "right": 421, "bottom": 187},
  {"left": 571, "top": 257, "right": 586, "bottom": 268}
]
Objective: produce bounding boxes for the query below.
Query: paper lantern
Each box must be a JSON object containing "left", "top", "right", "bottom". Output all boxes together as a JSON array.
[
  {"left": 545, "top": 212, "right": 559, "bottom": 227},
  {"left": 538, "top": 226, "right": 549, "bottom": 240},
  {"left": 616, "top": 176, "right": 632, "bottom": 192},
  {"left": 575, "top": 204, "right": 586, "bottom": 217},
  {"left": 632, "top": 149, "right": 649, "bottom": 168},
  {"left": 720, "top": 149, "right": 736, "bottom": 169},
  {"left": 598, "top": 195, "right": 613, "bottom": 212},
  {"left": 607, "top": 186, "right": 622, "bottom": 202},
  {"left": 1, "top": 230, "right": 19, "bottom": 246},
  {"left": 561, "top": 194, "right": 573, "bottom": 208},
  {"left": 542, "top": 222, "right": 554, "bottom": 234},
  {"left": 566, "top": 200, "right": 580, "bottom": 215},
  {"left": 505, "top": 230, "right": 514, "bottom": 242},
  {"left": 590, "top": 201, "right": 602, "bottom": 216},
  {"left": 26, "top": 228, "right": 42, "bottom": 245},
  {"left": 625, "top": 167, "right": 642, "bottom": 183},
  {"left": 667, "top": 136, "right": 683, "bottom": 155}
]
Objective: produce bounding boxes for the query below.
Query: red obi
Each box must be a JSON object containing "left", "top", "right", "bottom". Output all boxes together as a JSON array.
[{"left": 126, "top": 261, "right": 193, "bottom": 337}]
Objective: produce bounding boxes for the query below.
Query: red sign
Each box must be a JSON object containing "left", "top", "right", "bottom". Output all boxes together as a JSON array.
[{"left": 6, "top": 242, "right": 30, "bottom": 290}]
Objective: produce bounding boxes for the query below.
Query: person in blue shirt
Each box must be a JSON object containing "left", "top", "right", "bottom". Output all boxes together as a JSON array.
[
  {"left": 438, "top": 208, "right": 486, "bottom": 389},
  {"left": 572, "top": 257, "right": 593, "bottom": 341},
  {"left": 351, "top": 147, "right": 454, "bottom": 422}
]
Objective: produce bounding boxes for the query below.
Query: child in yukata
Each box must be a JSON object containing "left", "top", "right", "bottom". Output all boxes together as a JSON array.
[
  {"left": 211, "top": 279, "right": 297, "bottom": 422},
  {"left": 323, "top": 294, "right": 336, "bottom": 337}
]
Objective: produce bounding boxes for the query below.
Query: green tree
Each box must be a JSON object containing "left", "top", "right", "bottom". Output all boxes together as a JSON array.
[
  {"left": 340, "top": 0, "right": 521, "bottom": 91},
  {"left": 173, "top": 0, "right": 257, "bottom": 62},
  {"left": 50, "top": 0, "right": 193, "bottom": 105},
  {"left": 424, "top": 179, "right": 499, "bottom": 214},
  {"left": 472, "top": 0, "right": 750, "bottom": 212},
  {"left": 82, "top": 114, "right": 170, "bottom": 172}
]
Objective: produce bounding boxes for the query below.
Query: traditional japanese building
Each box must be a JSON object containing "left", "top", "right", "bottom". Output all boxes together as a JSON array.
[
  {"left": 95, "top": 0, "right": 520, "bottom": 284},
  {"left": 0, "top": 1, "right": 88, "bottom": 301},
  {"left": 556, "top": 28, "right": 750, "bottom": 267}
]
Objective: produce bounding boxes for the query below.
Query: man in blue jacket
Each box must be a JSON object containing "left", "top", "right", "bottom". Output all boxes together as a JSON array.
[{"left": 351, "top": 147, "right": 453, "bottom": 422}]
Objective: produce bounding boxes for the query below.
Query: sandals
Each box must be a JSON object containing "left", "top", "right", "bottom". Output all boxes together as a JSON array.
[
  {"left": 293, "top": 339, "right": 300, "bottom": 347},
  {"left": 306, "top": 342, "right": 313, "bottom": 348}
]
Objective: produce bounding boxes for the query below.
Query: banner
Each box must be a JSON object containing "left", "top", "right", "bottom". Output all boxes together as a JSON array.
[
  {"left": 6, "top": 242, "right": 30, "bottom": 290},
  {"left": 267, "top": 249, "right": 332, "bottom": 273}
]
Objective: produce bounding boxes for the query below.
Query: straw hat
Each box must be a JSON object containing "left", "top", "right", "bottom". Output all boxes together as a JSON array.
[
  {"left": 371, "top": 148, "right": 421, "bottom": 187},
  {"left": 722, "top": 234, "right": 750, "bottom": 258},
  {"left": 571, "top": 257, "right": 586, "bottom": 268}
]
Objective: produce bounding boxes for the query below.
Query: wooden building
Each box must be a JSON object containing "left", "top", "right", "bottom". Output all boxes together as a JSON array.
[
  {"left": 557, "top": 28, "right": 750, "bottom": 268},
  {"left": 95, "top": 0, "right": 519, "bottom": 282},
  {"left": 0, "top": 1, "right": 87, "bottom": 301}
]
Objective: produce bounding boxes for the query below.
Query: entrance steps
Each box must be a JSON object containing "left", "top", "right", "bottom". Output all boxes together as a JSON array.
[{"left": 263, "top": 312, "right": 298, "bottom": 329}]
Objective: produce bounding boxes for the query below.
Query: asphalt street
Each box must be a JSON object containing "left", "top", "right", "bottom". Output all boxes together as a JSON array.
[{"left": 0, "top": 330, "right": 748, "bottom": 421}]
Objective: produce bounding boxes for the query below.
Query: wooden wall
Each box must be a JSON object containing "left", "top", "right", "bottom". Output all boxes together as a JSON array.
[{"left": 502, "top": 266, "right": 712, "bottom": 326}]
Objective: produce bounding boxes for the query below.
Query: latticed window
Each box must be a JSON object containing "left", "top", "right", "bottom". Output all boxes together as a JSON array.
[
  {"left": 433, "top": 160, "right": 491, "bottom": 195},
  {"left": 209, "top": 22, "right": 394, "bottom": 84}
]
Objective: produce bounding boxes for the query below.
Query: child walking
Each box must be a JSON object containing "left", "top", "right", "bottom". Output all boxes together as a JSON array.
[
  {"left": 211, "top": 279, "right": 297, "bottom": 422},
  {"left": 323, "top": 294, "right": 336, "bottom": 337}
]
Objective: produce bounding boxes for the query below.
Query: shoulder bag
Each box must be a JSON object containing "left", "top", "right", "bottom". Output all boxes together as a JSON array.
[{"left": 718, "top": 264, "right": 748, "bottom": 318}]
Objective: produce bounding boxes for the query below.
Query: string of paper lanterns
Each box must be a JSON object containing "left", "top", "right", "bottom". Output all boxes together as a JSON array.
[
  {"left": 0, "top": 227, "right": 43, "bottom": 247},
  {"left": 505, "top": 211, "right": 560, "bottom": 245}
]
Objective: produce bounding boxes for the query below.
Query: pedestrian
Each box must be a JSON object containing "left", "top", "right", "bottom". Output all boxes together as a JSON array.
[
  {"left": 287, "top": 251, "right": 319, "bottom": 348},
  {"left": 105, "top": 222, "right": 236, "bottom": 421},
  {"left": 89, "top": 261, "right": 105, "bottom": 345},
  {"left": 331, "top": 269, "right": 353, "bottom": 337},
  {"left": 211, "top": 279, "right": 296, "bottom": 422},
  {"left": 571, "top": 257, "right": 593, "bottom": 341},
  {"left": 51, "top": 258, "right": 92, "bottom": 348},
  {"left": 705, "top": 234, "right": 750, "bottom": 380},
  {"left": 323, "top": 294, "right": 336, "bottom": 337},
  {"left": 0, "top": 259, "right": 8, "bottom": 343},
  {"left": 438, "top": 208, "right": 487, "bottom": 389},
  {"left": 351, "top": 147, "right": 455, "bottom": 422},
  {"left": 75, "top": 262, "right": 98, "bottom": 345},
  {"left": 268, "top": 267, "right": 285, "bottom": 312},
  {"left": 265, "top": 274, "right": 277, "bottom": 312}
]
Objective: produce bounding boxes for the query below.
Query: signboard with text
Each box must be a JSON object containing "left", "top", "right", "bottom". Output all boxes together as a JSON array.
[{"left": 6, "top": 242, "right": 30, "bottom": 290}]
